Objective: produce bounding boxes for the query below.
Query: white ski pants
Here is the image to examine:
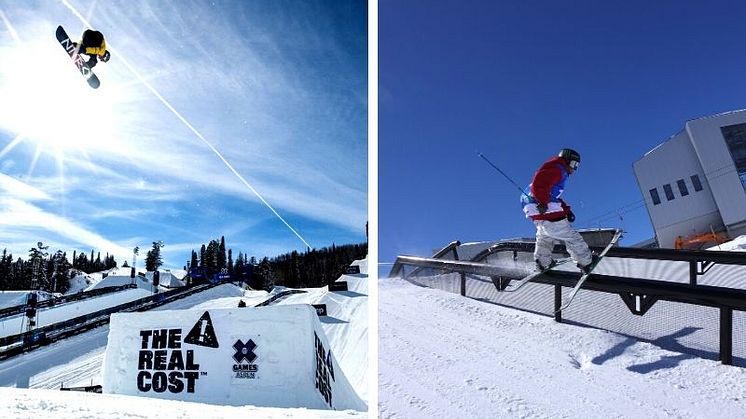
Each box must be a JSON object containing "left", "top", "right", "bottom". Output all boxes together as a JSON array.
[{"left": 533, "top": 219, "right": 592, "bottom": 268}]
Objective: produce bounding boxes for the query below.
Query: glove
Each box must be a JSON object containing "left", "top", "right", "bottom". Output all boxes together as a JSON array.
[
  {"left": 567, "top": 210, "right": 575, "bottom": 223},
  {"left": 101, "top": 50, "right": 111, "bottom": 62},
  {"left": 536, "top": 203, "right": 547, "bottom": 214}
]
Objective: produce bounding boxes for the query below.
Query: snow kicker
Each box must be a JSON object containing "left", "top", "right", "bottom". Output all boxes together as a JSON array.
[{"left": 102, "top": 305, "right": 366, "bottom": 411}]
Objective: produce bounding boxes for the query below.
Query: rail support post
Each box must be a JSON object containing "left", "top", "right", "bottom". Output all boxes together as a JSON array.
[
  {"left": 720, "top": 306, "right": 733, "bottom": 365},
  {"left": 554, "top": 284, "right": 562, "bottom": 323}
]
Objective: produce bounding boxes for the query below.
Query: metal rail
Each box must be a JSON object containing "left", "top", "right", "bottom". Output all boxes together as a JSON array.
[{"left": 389, "top": 242, "right": 746, "bottom": 365}]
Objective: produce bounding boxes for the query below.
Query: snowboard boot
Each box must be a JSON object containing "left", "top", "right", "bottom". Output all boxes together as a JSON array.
[
  {"left": 535, "top": 259, "right": 558, "bottom": 272},
  {"left": 86, "top": 56, "right": 98, "bottom": 68}
]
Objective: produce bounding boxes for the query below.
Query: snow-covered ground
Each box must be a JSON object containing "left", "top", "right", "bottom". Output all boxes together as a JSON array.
[
  {"left": 0, "top": 386, "right": 358, "bottom": 418},
  {"left": 278, "top": 271, "right": 369, "bottom": 400},
  {"left": 0, "top": 290, "right": 57, "bottom": 308},
  {"left": 379, "top": 241, "right": 746, "bottom": 418},
  {"left": 66, "top": 272, "right": 94, "bottom": 294},
  {"left": 0, "top": 258, "right": 369, "bottom": 418},
  {"left": 84, "top": 274, "right": 153, "bottom": 292},
  {"left": 0, "top": 288, "right": 153, "bottom": 339}
]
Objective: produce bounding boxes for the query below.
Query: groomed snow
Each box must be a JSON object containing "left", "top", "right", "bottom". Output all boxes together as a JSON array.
[
  {"left": 379, "top": 277, "right": 746, "bottom": 418},
  {"left": 0, "top": 258, "right": 369, "bottom": 417},
  {"left": 0, "top": 387, "right": 360, "bottom": 418},
  {"left": 0, "top": 288, "right": 153, "bottom": 339}
]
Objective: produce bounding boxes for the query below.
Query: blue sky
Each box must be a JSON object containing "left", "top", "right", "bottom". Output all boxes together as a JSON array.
[
  {"left": 0, "top": 0, "right": 367, "bottom": 269},
  {"left": 380, "top": 0, "right": 746, "bottom": 266}
]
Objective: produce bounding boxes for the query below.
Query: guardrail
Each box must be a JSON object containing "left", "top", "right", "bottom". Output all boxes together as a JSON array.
[
  {"left": 390, "top": 243, "right": 746, "bottom": 366},
  {"left": 0, "top": 281, "right": 224, "bottom": 359},
  {"left": 0, "top": 284, "right": 138, "bottom": 319},
  {"left": 254, "top": 289, "right": 307, "bottom": 307},
  {"left": 469, "top": 241, "right": 746, "bottom": 286}
]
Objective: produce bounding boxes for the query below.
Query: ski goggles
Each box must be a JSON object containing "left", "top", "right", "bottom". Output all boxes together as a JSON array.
[{"left": 569, "top": 160, "right": 580, "bottom": 170}]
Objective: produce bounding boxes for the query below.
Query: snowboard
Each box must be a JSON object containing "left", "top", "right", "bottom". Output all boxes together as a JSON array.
[
  {"left": 55, "top": 25, "right": 100, "bottom": 89},
  {"left": 555, "top": 229, "right": 623, "bottom": 312}
]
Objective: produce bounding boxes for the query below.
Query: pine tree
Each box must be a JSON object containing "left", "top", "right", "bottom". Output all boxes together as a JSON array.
[
  {"left": 218, "top": 236, "right": 227, "bottom": 271},
  {"left": 145, "top": 241, "right": 164, "bottom": 271},
  {"left": 205, "top": 240, "right": 219, "bottom": 277},
  {"left": 0, "top": 249, "right": 9, "bottom": 291},
  {"left": 259, "top": 257, "right": 274, "bottom": 290},
  {"left": 50, "top": 250, "right": 72, "bottom": 293},
  {"left": 29, "top": 243, "right": 49, "bottom": 291},
  {"left": 190, "top": 250, "right": 198, "bottom": 273},
  {"left": 199, "top": 244, "right": 207, "bottom": 270},
  {"left": 234, "top": 252, "right": 245, "bottom": 283}
]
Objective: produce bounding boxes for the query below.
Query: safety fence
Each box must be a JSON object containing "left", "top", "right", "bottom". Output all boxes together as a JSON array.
[{"left": 0, "top": 284, "right": 138, "bottom": 319}]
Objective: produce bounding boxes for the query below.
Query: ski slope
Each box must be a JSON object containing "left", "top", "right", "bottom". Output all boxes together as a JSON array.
[
  {"left": 0, "top": 288, "right": 153, "bottom": 339},
  {"left": 277, "top": 268, "right": 369, "bottom": 400},
  {"left": 380, "top": 252, "right": 746, "bottom": 418},
  {"left": 0, "top": 258, "right": 369, "bottom": 417}
]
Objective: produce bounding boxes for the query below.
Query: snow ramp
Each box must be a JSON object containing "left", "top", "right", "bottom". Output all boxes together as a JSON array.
[{"left": 101, "top": 304, "right": 366, "bottom": 411}]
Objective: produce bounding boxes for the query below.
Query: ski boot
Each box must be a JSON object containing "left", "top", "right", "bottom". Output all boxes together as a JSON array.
[
  {"left": 535, "top": 259, "right": 558, "bottom": 272},
  {"left": 578, "top": 253, "right": 600, "bottom": 274}
]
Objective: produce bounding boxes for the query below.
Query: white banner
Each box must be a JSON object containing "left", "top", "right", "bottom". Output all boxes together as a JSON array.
[{"left": 102, "top": 304, "right": 366, "bottom": 411}]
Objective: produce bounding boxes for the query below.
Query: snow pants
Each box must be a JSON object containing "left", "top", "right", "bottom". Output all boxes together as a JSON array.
[{"left": 533, "top": 218, "right": 592, "bottom": 268}]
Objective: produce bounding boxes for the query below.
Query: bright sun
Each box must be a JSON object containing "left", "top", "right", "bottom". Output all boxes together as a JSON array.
[{"left": 0, "top": 39, "right": 125, "bottom": 172}]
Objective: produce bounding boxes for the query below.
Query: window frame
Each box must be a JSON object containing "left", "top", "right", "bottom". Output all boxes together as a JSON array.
[
  {"left": 677, "top": 179, "right": 689, "bottom": 196},
  {"left": 649, "top": 188, "right": 661, "bottom": 205},
  {"left": 691, "top": 174, "right": 703, "bottom": 192},
  {"left": 663, "top": 184, "right": 675, "bottom": 201}
]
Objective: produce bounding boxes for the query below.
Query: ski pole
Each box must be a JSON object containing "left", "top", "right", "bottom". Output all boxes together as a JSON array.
[{"left": 477, "top": 151, "right": 529, "bottom": 197}]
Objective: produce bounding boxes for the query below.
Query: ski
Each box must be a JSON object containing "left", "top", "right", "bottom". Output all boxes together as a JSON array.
[
  {"left": 555, "top": 229, "right": 623, "bottom": 312},
  {"left": 55, "top": 25, "right": 100, "bottom": 89},
  {"left": 503, "top": 257, "right": 573, "bottom": 292}
]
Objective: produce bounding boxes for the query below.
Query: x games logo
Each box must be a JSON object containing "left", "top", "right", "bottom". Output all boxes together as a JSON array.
[
  {"left": 232, "top": 339, "right": 257, "bottom": 363},
  {"left": 232, "top": 338, "right": 258, "bottom": 379}
]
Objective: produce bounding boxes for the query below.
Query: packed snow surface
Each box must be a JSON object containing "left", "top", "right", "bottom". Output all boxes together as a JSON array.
[
  {"left": 0, "top": 290, "right": 57, "bottom": 309},
  {"left": 0, "top": 258, "right": 369, "bottom": 418},
  {"left": 378, "top": 277, "right": 746, "bottom": 418}
]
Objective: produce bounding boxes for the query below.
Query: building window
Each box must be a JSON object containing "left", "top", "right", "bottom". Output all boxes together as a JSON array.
[
  {"left": 691, "top": 174, "right": 703, "bottom": 192},
  {"left": 663, "top": 184, "right": 675, "bottom": 201},
  {"left": 721, "top": 123, "right": 746, "bottom": 190},
  {"left": 677, "top": 179, "right": 689, "bottom": 196},
  {"left": 649, "top": 188, "right": 661, "bottom": 205}
]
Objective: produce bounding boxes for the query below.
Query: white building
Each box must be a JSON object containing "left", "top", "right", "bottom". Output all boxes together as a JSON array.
[{"left": 633, "top": 109, "right": 746, "bottom": 248}]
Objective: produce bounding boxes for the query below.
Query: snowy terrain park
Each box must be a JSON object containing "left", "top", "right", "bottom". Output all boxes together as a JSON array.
[
  {"left": 380, "top": 237, "right": 746, "bottom": 418},
  {"left": 0, "top": 259, "right": 370, "bottom": 418}
]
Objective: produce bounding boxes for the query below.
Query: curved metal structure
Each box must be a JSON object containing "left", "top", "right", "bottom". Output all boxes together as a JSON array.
[{"left": 389, "top": 239, "right": 746, "bottom": 365}]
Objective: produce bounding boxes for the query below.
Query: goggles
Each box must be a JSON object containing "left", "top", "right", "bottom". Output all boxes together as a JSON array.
[{"left": 569, "top": 160, "right": 580, "bottom": 170}]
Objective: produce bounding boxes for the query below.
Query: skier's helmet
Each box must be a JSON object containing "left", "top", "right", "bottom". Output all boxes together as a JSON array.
[
  {"left": 82, "top": 30, "right": 104, "bottom": 47},
  {"left": 558, "top": 148, "right": 581, "bottom": 170}
]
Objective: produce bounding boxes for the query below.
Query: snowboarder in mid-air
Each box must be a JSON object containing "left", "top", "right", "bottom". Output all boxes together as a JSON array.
[
  {"left": 73, "top": 29, "right": 110, "bottom": 68},
  {"left": 521, "top": 148, "right": 597, "bottom": 273}
]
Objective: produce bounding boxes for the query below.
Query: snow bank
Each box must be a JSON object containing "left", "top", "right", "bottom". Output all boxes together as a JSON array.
[
  {"left": 0, "top": 290, "right": 56, "bottom": 309},
  {"left": 272, "top": 257, "right": 370, "bottom": 399},
  {"left": 711, "top": 235, "right": 746, "bottom": 252},
  {"left": 145, "top": 270, "right": 185, "bottom": 288},
  {"left": 0, "top": 386, "right": 363, "bottom": 418},
  {"left": 0, "top": 288, "right": 153, "bottom": 339},
  {"left": 85, "top": 275, "right": 154, "bottom": 293},
  {"left": 379, "top": 277, "right": 746, "bottom": 418},
  {"left": 66, "top": 272, "right": 94, "bottom": 294},
  {"left": 102, "top": 305, "right": 366, "bottom": 411}
]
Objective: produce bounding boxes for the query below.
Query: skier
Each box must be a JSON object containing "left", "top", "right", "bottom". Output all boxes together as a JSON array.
[
  {"left": 521, "top": 148, "right": 597, "bottom": 273},
  {"left": 73, "top": 29, "right": 110, "bottom": 68}
]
